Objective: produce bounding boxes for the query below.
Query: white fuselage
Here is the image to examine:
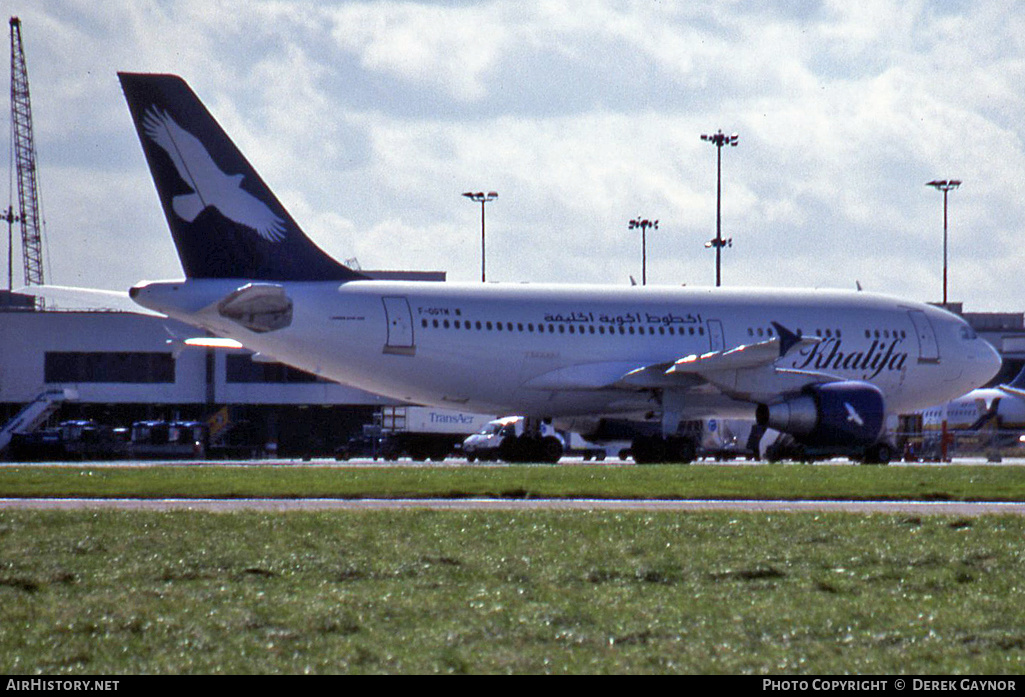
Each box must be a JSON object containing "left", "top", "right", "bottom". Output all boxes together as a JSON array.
[
  {"left": 919, "top": 388, "right": 1025, "bottom": 431},
  {"left": 129, "top": 279, "right": 1001, "bottom": 426}
]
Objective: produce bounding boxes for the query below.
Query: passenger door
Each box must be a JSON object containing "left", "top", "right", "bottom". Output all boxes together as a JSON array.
[
  {"left": 382, "top": 296, "right": 415, "bottom": 356},
  {"left": 908, "top": 310, "right": 939, "bottom": 363}
]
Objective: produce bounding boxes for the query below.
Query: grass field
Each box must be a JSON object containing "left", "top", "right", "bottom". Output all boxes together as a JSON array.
[
  {"left": 1, "top": 508, "right": 1024, "bottom": 674},
  {"left": 2, "top": 462, "right": 1025, "bottom": 501},
  {"left": 2, "top": 463, "right": 1024, "bottom": 674}
]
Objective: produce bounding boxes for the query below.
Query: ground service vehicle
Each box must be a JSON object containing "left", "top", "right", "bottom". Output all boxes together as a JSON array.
[
  {"left": 463, "top": 417, "right": 565, "bottom": 463},
  {"left": 378, "top": 406, "right": 495, "bottom": 461}
]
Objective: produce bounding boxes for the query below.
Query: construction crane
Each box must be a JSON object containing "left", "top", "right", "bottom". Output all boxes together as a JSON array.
[{"left": 8, "top": 16, "right": 45, "bottom": 287}]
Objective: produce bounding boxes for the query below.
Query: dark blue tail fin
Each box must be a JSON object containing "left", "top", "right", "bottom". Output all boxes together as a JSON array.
[
  {"left": 119, "top": 72, "right": 366, "bottom": 282},
  {"left": 1007, "top": 364, "right": 1025, "bottom": 389}
]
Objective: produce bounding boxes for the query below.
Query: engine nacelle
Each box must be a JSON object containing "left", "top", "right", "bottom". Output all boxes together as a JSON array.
[{"left": 756, "top": 381, "right": 885, "bottom": 447}]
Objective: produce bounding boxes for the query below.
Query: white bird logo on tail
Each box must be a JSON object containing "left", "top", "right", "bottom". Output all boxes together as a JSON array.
[{"left": 142, "top": 106, "right": 287, "bottom": 242}]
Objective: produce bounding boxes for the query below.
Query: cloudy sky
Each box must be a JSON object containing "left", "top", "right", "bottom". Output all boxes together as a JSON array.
[{"left": 7, "top": 1, "right": 1025, "bottom": 311}]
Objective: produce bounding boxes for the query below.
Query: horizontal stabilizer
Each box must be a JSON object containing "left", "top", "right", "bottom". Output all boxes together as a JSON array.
[
  {"left": 184, "top": 337, "right": 245, "bottom": 349},
  {"left": 999, "top": 385, "right": 1025, "bottom": 400},
  {"left": 998, "top": 365, "right": 1025, "bottom": 399},
  {"left": 15, "top": 285, "right": 164, "bottom": 316},
  {"left": 164, "top": 326, "right": 246, "bottom": 357}
]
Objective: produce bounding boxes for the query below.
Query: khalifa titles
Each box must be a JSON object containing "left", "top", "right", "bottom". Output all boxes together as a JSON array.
[{"left": 787, "top": 334, "right": 908, "bottom": 380}]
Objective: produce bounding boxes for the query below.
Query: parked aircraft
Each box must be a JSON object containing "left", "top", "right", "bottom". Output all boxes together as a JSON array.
[
  {"left": 118, "top": 72, "right": 1001, "bottom": 464},
  {"left": 917, "top": 365, "right": 1025, "bottom": 435}
]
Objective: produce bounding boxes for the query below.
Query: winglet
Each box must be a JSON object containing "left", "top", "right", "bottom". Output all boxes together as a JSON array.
[{"left": 119, "top": 72, "right": 367, "bottom": 282}]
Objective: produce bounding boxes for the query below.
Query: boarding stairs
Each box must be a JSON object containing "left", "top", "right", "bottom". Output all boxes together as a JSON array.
[{"left": 0, "top": 388, "right": 78, "bottom": 454}]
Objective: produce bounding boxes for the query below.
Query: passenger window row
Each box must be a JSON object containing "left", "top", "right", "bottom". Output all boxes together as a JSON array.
[
  {"left": 864, "top": 329, "right": 907, "bottom": 340},
  {"left": 747, "top": 326, "right": 913, "bottom": 341},
  {"left": 746, "top": 326, "right": 846, "bottom": 339},
  {"left": 421, "top": 318, "right": 706, "bottom": 337},
  {"left": 420, "top": 318, "right": 907, "bottom": 343}
]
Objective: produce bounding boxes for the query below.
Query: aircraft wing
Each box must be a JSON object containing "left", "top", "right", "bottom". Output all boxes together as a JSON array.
[
  {"left": 522, "top": 324, "right": 844, "bottom": 403},
  {"left": 521, "top": 361, "right": 665, "bottom": 391},
  {"left": 667, "top": 335, "right": 790, "bottom": 374},
  {"left": 657, "top": 329, "right": 842, "bottom": 402}
]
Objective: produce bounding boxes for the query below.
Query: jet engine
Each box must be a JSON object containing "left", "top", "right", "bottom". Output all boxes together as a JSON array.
[{"left": 756, "top": 381, "right": 885, "bottom": 447}]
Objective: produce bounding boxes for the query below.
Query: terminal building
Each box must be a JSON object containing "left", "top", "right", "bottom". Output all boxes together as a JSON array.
[
  {"left": 0, "top": 287, "right": 1023, "bottom": 459},
  {"left": 0, "top": 272, "right": 443, "bottom": 458},
  {"left": 947, "top": 303, "right": 1025, "bottom": 383}
]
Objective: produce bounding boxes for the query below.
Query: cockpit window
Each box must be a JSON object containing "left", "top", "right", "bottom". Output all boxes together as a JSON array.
[{"left": 960, "top": 326, "right": 978, "bottom": 340}]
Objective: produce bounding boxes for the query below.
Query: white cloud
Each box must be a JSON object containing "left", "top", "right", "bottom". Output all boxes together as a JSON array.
[
  {"left": 5, "top": 0, "right": 1025, "bottom": 312},
  {"left": 327, "top": 3, "right": 513, "bottom": 102}
]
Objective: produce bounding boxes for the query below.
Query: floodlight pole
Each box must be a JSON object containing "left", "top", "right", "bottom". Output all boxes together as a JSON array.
[
  {"left": 628, "top": 218, "right": 658, "bottom": 285},
  {"left": 462, "top": 191, "right": 498, "bottom": 282},
  {"left": 926, "top": 179, "right": 960, "bottom": 463},
  {"left": 701, "top": 130, "right": 738, "bottom": 287},
  {"left": 926, "top": 179, "right": 961, "bottom": 306}
]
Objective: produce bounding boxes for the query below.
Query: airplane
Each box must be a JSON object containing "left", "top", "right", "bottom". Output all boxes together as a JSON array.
[
  {"left": 916, "top": 364, "right": 1025, "bottom": 442},
  {"left": 117, "top": 72, "right": 1002, "bottom": 464}
]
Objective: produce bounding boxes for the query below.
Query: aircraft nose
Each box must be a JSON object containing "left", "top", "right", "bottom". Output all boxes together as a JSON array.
[
  {"left": 979, "top": 338, "right": 1003, "bottom": 385},
  {"left": 962, "top": 336, "right": 1003, "bottom": 391}
]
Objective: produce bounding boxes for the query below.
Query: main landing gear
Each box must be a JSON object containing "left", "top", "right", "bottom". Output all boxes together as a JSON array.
[
  {"left": 763, "top": 435, "right": 895, "bottom": 465},
  {"left": 497, "top": 417, "right": 564, "bottom": 464},
  {"left": 499, "top": 434, "right": 564, "bottom": 464},
  {"left": 630, "top": 435, "right": 697, "bottom": 464}
]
